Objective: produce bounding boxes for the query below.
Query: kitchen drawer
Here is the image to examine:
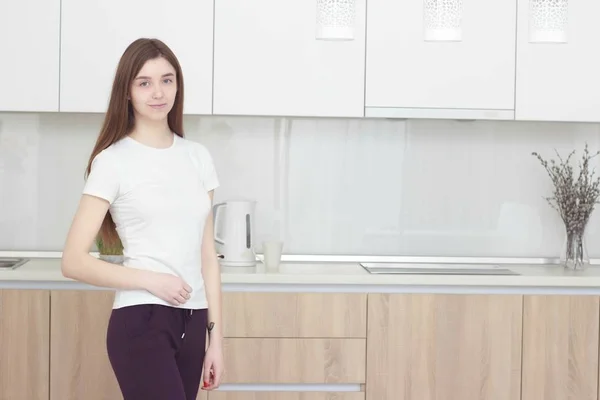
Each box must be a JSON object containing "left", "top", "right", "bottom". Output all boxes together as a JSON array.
[
  {"left": 222, "top": 293, "right": 367, "bottom": 338},
  {"left": 221, "top": 338, "right": 366, "bottom": 384},
  {"left": 208, "top": 393, "right": 364, "bottom": 400}
]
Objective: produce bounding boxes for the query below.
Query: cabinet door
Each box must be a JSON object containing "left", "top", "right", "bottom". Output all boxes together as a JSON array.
[
  {"left": 366, "top": 294, "right": 523, "bottom": 400},
  {"left": 521, "top": 295, "right": 599, "bottom": 400},
  {"left": 213, "top": 0, "right": 366, "bottom": 118},
  {"left": 515, "top": 1, "right": 600, "bottom": 122},
  {"left": 50, "top": 290, "right": 122, "bottom": 400},
  {"left": 60, "top": 0, "right": 213, "bottom": 114},
  {"left": 365, "top": 0, "right": 517, "bottom": 120},
  {"left": 222, "top": 338, "right": 365, "bottom": 384},
  {"left": 0, "top": 290, "right": 50, "bottom": 400},
  {"left": 222, "top": 293, "right": 367, "bottom": 338},
  {"left": 0, "top": 0, "right": 59, "bottom": 112},
  {"left": 49, "top": 290, "right": 209, "bottom": 400}
]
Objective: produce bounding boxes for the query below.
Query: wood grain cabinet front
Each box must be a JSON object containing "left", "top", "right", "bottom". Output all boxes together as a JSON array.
[
  {"left": 0, "top": 289, "right": 50, "bottom": 400},
  {"left": 521, "top": 295, "right": 600, "bottom": 400},
  {"left": 221, "top": 338, "right": 366, "bottom": 384},
  {"left": 49, "top": 289, "right": 209, "bottom": 400},
  {"left": 366, "top": 293, "right": 523, "bottom": 400},
  {"left": 3, "top": 287, "right": 598, "bottom": 400},
  {"left": 221, "top": 293, "right": 367, "bottom": 338},
  {"left": 49, "top": 290, "right": 122, "bottom": 400}
]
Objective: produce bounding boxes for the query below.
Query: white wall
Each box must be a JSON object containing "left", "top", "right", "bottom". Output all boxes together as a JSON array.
[{"left": 1, "top": 112, "right": 599, "bottom": 257}]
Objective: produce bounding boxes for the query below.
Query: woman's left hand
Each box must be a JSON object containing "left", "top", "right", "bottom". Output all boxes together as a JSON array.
[{"left": 201, "top": 342, "right": 224, "bottom": 390}]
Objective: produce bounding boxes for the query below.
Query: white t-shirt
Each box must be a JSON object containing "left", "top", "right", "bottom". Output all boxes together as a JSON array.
[{"left": 82, "top": 134, "right": 219, "bottom": 310}]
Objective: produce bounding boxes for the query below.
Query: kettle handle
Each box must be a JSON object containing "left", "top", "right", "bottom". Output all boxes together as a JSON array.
[{"left": 212, "top": 203, "right": 226, "bottom": 245}]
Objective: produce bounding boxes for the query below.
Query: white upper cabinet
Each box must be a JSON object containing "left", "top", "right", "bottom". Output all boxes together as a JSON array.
[
  {"left": 365, "top": 0, "right": 517, "bottom": 120},
  {"left": 60, "top": 0, "right": 213, "bottom": 114},
  {"left": 0, "top": 0, "right": 60, "bottom": 112},
  {"left": 515, "top": 0, "right": 600, "bottom": 122},
  {"left": 213, "top": 0, "right": 366, "bottom": 118}
]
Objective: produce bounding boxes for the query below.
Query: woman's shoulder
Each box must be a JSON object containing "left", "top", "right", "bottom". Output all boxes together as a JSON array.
[
  {"left": 178, "top": 136, "right": 214, "bottom": 160},
  {"left": 91, "top": 144, "right": 118, "bottom": 164},
  {"left": 89, "top": 139, "right": 131, "bottom": 170},
  {"left": 177, "top": 136, "right": 219, "bottom": 188}
]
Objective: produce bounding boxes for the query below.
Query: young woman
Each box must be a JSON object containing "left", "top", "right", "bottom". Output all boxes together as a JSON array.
[{"left": 61, "top": 38, "right": 224, "bottom": 400}]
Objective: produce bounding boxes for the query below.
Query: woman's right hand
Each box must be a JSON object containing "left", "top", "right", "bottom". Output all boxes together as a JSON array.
[{"left": 142, "top": 272, "right": 193, "bottom": 306}]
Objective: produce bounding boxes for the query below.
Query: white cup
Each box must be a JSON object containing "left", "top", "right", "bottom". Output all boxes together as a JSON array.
[{"left": 262, "top": 240, "right": 283, "bottom": 272}]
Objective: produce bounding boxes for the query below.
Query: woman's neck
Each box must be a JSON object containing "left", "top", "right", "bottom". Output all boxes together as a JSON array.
[{"left": 129, "top": 117, "right": 173, "bottom": 148}]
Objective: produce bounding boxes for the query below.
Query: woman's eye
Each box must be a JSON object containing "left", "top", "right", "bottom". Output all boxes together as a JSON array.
[
  {"left": 163, "top": 78, "right": 173, "bottom": 84},
  {"left": 140, "top": 81, "right": 150, "bottom": 87}
]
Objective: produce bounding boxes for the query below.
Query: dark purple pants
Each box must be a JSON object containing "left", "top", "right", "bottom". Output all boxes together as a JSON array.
[{"left": 106, "top": 304, "right": 208, "bottom": 400}]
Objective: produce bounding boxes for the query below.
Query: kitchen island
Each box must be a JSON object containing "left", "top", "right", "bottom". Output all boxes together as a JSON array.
[{"left": 2, "top": 257, "right": 600, "bottom": 400}]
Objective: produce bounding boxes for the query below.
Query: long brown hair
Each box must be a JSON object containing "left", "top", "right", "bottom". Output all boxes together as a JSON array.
[{"left": 86, "top": 38, "right": 185, "bottom": 248}]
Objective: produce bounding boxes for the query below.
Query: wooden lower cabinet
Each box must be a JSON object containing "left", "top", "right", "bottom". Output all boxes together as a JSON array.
[
  {"left": 222, "top": 338, "right": 366, "bottom": 383},
  {"left": 1, "top": 288, "right": 599, "bottom": 400},
  {"left": 221, "top": 292, "right": 367, "bottom": 338},
  {"left": 50, "top": 290, "right": 122, "bottom": 400},
  {"left": 49, "top": 289, "right": 208, "bottom": 400},
  {"left": 208, "top": 393, "right": 364, "bottom": 400},
  {"left": 521, "top": 295, "right": 600, "bottom": 400},
  {"left": 366, "top": 293, "right": 523, "bottom": 400},
  {"left": 0, "top": 289, "right": 50, "bottom": 400}
]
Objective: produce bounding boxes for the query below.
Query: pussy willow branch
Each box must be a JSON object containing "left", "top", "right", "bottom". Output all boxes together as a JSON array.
[{"left": 532, "top": 143, "right": 600, "bottom": 237}]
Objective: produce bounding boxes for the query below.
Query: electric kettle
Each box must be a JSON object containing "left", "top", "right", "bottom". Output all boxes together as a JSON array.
[{"left": 213, "top": 200, "right": 257, "bottom": 267}]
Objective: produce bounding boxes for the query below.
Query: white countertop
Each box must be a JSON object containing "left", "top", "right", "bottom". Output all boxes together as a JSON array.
[{"left": 3, "top": 257, "right": 600, "bottom": 294}]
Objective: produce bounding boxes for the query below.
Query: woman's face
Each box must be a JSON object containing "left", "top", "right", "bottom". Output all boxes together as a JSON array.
[{"left": 129, "top": 57, "right": 177, "bottom": 121}]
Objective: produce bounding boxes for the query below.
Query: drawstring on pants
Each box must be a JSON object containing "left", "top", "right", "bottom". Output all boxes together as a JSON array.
[{"left": 181, "top": 309, "right": 193, "bottom": 339}]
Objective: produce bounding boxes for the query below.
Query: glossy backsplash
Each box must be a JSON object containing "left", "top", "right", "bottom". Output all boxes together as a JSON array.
[{"left": 0, "top": 112, "right": 599, "bottom": 258}]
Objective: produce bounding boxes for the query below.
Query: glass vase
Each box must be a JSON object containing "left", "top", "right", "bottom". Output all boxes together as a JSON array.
[
  {"left": 561, "top": 229, "right": 589, "bottom": 270},
  {"left": 99, "top": 254, "right": 124, "bottom": 265}
]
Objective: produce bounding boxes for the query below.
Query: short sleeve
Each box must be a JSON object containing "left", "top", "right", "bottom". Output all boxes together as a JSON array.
[
  {"left": 197, "top": 144, "right": 219, "bottom": 192},
  {"left": 82, "top": 150, "right": 120, "bottom": 204}
]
